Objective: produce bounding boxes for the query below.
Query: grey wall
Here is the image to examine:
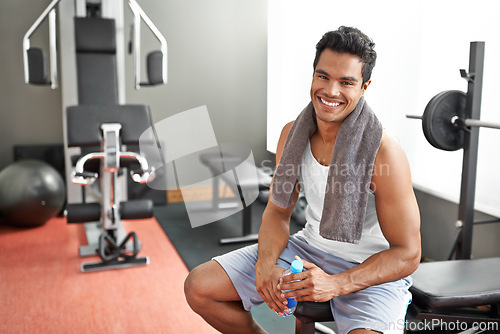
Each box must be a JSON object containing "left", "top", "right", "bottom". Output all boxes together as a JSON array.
[
  {"left": 0, "top": 1, "right": 63, "bottom": 170},
  {"left": 123, "top": 0, "right": 271, "bottom": 165}
]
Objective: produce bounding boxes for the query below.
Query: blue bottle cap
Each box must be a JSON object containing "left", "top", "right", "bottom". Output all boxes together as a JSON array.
[
  {"left": 290, "top": 259, "right": 303, "bottom": 273},
  {"left": 286, "top": 297, "right": 297, "bottom": 308}
]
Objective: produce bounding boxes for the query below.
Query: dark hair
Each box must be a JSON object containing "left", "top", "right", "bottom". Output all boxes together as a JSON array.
[{"left": 313, "top": 26, "right": 377, "bottom": 85}]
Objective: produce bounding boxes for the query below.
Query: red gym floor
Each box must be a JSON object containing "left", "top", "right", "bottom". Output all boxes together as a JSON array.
[{"left": 0, "top": 217, "right": 217, "bottom": 334}]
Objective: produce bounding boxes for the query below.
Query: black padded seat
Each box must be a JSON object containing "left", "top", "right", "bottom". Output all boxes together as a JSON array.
[
  {"left": 410, "top": 257, "right": 500, "bottom": 310},
  {"left": 295, "top": 301, "right": 334, "bottom": 323},
  {"left": 294, "top": 301, "right": 334, "bottom": 334},
  {"left": 66, "top": 104, "right": 155, "bottom": 147}
]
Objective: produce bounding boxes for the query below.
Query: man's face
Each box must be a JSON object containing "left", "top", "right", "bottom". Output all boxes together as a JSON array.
[{"left": 310, "top": 49, "right": 371, "bottom": 124}]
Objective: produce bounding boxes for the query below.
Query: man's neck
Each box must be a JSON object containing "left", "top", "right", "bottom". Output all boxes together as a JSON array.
[{"left": 315, "top": 116, "right": 341, "bottom": 144}]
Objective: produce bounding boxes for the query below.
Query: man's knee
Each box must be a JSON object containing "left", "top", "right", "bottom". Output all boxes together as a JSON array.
[
  {"left": 184, "top": 260, "right": 237, "bottom": 311},
  {"left": 184, "top": 263, "right": 209, "bottom": 310}
]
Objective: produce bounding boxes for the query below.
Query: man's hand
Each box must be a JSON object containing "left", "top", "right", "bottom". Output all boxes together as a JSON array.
[
  {"left": 255, "top": 262, "right": 291, "bottom": 316},
  {"left": 278, "top": 257, "right": 341, "bottom": 303}
]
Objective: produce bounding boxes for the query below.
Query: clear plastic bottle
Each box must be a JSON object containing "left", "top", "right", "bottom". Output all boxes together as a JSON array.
[{"left": 278, "top": 259, "right": 303, "bottom": 317}]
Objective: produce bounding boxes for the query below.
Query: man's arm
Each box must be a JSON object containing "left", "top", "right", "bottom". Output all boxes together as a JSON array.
[
  {"left": 279, "top": 132, "right": 421, "bottom": 302},
  {"left": 255, "top": 121, "right": 301, "bottom": 315}
]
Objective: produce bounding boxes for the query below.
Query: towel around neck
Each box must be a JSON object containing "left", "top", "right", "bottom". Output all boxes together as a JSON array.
[{"left": 270, "top": 97, "right": 383, "bottom": 244}]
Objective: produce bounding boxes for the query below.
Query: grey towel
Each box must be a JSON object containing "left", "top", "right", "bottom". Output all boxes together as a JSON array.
[{"left": 270, "top": 97, "right": 382, "bottom": 244}]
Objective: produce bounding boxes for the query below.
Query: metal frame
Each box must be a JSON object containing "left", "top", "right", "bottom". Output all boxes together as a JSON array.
[
  {"left": 23, "top": 0, "right": 61, "bottom": 88},
  {"left": 455, "top": 42, "right": 485, "bottom": 260},
  {"left": 127, "top": 0, "right": 168, "bottom": 89},
  {"left": 71, "top": 123, "right": 154, "bottom": 271},
  {"left": 407, "top": 42, "right": 492, "bottom": 260},
  {"left": 197, "top": 152, "right": 260, "bottom": 245},
  {"left": 24, "top": 0, "right": 168, "bottom": 91}
]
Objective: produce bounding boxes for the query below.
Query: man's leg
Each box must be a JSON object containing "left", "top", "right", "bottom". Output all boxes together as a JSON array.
[{"left": 184, "top": 260, "right": 266, "bottom": 334}]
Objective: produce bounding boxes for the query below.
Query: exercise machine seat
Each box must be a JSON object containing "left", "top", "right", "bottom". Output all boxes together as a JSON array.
[
  {"left": 295, "top": 301, "right": 333, "bottom": 323},
  {"left": 66, "top": 104, "right": 155, "bottom": 147},
  {"left": 294, "top": 301, "right": 334, "bottom": 334},
  {"left": 410, "top": 257, "right": 500, "bottom": 310}
]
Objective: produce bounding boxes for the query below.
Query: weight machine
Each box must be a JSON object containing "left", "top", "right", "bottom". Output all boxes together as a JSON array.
[{"left": 23, "top": 0, "right": 167, "bottom": 272}]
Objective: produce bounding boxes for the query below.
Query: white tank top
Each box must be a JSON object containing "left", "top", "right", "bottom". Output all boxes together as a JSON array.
[{"left": 294, "top": 140, "right": 389, "bottom": 264}]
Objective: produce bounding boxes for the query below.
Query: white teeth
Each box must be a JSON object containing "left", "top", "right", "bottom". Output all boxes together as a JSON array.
[{"left": 320, "top": 97, "right": 340, "bottom": 107}]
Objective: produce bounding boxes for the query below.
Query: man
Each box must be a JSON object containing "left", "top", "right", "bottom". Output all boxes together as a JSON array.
[{"left": 185, "top": 26, "right": 421, "bottom": 334}]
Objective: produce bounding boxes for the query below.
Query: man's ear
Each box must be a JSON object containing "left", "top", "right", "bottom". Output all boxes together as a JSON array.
[{"left": 361, "top": 80, "right": 372, "bottom": 95}]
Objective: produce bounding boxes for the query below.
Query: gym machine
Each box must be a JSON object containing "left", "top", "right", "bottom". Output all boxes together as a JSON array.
[
  {"left": 406, "top": 42, "right": 500, "bottom": 260},
  {"left": 405, "top": 41, "right": 500, "bottom": 327},
  {"left": 66, "top": 105, "right": 157, "bottom": 272},
  {"left": 294, "top": 42, "right": 500, "bottom": 334},
  {"left": 23, "top": 0, "right": 167, "bottom": 272}
]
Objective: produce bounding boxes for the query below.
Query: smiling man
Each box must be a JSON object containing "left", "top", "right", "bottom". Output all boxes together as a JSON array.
[{"left": 184, "top": 27, "right": 421, "bottom": 334}]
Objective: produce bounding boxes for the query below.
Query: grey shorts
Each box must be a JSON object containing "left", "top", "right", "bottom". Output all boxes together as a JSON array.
[{"left": 213, "top": 235, "right": 412, "bottom": 334}]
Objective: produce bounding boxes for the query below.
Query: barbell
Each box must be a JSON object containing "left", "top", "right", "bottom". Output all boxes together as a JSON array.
[{"left": 407, "top": 90, "right": 500, "bottom": 151}]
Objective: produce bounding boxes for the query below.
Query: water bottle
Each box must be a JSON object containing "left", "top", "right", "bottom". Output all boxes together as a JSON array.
[{"left": 278, "top": 259, "right": 303, "bottom": 317}]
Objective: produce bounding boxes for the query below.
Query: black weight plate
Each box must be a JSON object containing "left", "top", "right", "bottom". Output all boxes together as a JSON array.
[{"left": 422, "top": 90, "right": 467, "bottom": 151}]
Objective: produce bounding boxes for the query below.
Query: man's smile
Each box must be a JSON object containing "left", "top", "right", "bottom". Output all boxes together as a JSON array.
[{"left": 319, "top": 96, "right": 344, "bottom": 108}]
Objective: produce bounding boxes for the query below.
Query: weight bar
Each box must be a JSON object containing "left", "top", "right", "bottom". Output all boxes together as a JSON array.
[
  {"left": 460, "top": 118, "right": 500, "bottom": 130},
  {"left": 407, "top": 90, "right": 500, "bottom": 151}
]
